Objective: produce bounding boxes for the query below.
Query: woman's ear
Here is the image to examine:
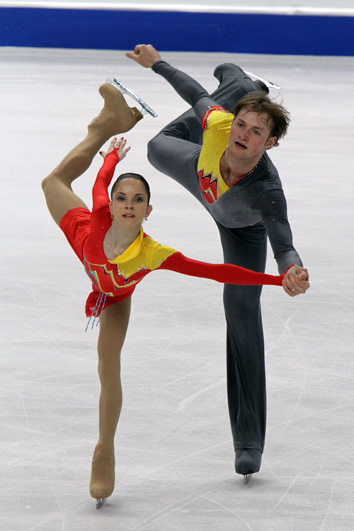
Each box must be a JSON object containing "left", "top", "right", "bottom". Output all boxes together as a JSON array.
[{"left": 145, "top": 204, "right": 153, "bottom": 220}]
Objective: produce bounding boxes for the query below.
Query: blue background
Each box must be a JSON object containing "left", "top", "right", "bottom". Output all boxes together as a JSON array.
[{"left": 1, "top": 7, "right": 353, "bottom": 56}]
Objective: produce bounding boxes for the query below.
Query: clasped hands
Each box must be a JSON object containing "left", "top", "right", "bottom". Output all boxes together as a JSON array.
[{"left": 282, "top": 265, "right": 310, "bottom": 297}]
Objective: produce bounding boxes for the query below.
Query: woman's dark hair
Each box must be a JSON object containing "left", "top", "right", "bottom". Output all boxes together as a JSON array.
[{"left": 110, "top": 172, "right": 151, "bottom": 203}]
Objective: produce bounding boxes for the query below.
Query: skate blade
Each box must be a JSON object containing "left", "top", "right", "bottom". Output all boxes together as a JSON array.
[
  {"left": 106, "top": 77, "right": 158, "bottom": 117},
  {"left": 244, "top": 70, "right": 282, "bottom": 90},
  {"left": 96, "top": 498, "right": 107, "bottom": 510},
  {"left": 243, "top": 474, "right": 253, "bottom": 485}
]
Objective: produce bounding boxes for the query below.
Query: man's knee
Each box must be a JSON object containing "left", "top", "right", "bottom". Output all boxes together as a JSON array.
[
  {"left": 147, "top": 134, "right": 171, "bottom": 173},
  {"left": 224, "top": 284, "right": 262, "bottom": 317},
  {"left": 147, "top": 135, "right": 161, "bottom": 167}
]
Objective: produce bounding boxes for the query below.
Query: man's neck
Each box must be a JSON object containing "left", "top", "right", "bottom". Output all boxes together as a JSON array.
[{"left": 220, "top": 151, "right": 262, "bottom": 187}]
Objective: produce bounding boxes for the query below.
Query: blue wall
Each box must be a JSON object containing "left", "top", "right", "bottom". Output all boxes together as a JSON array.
[{"left": 1, "top": 7, "right": 353, "bottom": 56}]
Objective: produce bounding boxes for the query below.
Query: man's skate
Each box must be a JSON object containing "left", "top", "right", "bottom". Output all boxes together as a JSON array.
[
  {"left": 106, "top": 77, "right": 158, "bottom": 117},
  {"left": 243, "top": 70, "right": 282, "bottom": 90},
  {"left": 235, "top": 448, "right": 262, "bottom": 485},
  {"left": 243, "top": 473, "right": 253, "bottom": 485}
]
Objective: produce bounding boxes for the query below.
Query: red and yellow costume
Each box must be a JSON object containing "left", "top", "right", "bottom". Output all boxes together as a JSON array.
[
  {"left": 198, "top": 105, "right": 234, "bottom": 204},
  {"left": 60, "top": 150, "right": 283, "bottom": 318}
]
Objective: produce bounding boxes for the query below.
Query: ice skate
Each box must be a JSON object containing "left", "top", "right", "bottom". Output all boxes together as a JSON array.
[
  {"left": 243, "top": 70, "right": 282, "bottom": 90},
  {"left": 244, "top": 474, "right": 253, "bottom": 485},
  {"left": 89, "top": 443, "right": 115, "bottom": 509},
  {"left": 88, "top": 83, "right": 143, "bottom": 137},
  {"left": 235, "top": 448, "right": 262, "bottom": 483},
  {"left": 96, "top": 498, "right": 107, "bottom": 510},
  {"left": 106, "top": 77, "right": 158, "bottom": 117},
  {"left": 212, "top": 63, "right": 280, "bottom": 104}
]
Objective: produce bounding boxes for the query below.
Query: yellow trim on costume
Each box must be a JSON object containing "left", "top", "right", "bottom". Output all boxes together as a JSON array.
[
  {"left": 108, "top": 227, "right": 144, "bottom": 265},
  {"left": 198, "top": 110, "right": 234, "bottom": 200},
  {"left": 97, "top": 228, "right": 178, "bottom": 282},
  {"left": 116, "top": 236, "right": 177, "bottom": 280}
]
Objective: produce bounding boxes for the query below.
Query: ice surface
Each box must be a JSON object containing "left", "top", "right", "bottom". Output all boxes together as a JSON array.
[{"left": 1, "top": 46, "right": 354, "bottom": 530}]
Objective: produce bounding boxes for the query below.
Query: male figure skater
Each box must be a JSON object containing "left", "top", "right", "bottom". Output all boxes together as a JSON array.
[{"left": 126, "top": 44, "right": 309, "bottom": 482}]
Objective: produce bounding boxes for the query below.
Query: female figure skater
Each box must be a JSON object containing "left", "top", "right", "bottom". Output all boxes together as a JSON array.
[{"left": 42, "top": 82, "right": 289, "bottom": 507}]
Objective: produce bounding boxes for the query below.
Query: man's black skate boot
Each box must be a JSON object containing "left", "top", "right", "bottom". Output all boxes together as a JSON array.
[
  {"left": 213, "top": 63, "right": 269, "bottom": 94},
  {"left": 235, "top": 448, "right": 262, "bottom": 484}
]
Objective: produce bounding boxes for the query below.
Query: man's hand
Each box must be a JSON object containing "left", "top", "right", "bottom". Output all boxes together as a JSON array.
[
  {"left": 282, "top": 265, "right": 310, "bottom": 297},
  {"left": 125, "top": 44, "right": 161, "bottom": 68}
]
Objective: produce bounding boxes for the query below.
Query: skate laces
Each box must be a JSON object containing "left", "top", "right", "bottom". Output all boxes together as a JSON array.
[{"left": 85, "top": 291, "right": 107, "bottom": 332}]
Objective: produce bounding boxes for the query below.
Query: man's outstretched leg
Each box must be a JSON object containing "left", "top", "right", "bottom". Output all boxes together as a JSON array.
[
  {"left": 210, "top": 64, "right": 269, "bottom": 112},
  {"left": 148, "top": 65, "right": 266, "bottom": 154}
]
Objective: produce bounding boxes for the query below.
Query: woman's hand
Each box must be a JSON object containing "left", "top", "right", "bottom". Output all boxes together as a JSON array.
[
  {"left": 282, "top": 265, "right": 310, "bottom": 297},
  {"left": 125, "top": 44, "right": 161, "bottom": 68},
  {"left": 100, "top": 137, "right": 130, "bottom": 161}
]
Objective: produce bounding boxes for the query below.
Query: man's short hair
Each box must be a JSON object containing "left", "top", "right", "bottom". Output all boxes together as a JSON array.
[{"left": 233, "top": 92, "right": 291, "bottom": 147}]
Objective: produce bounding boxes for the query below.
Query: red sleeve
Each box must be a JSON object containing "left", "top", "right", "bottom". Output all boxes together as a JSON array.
[
  {"left": 201, "top": 105, "right": 229, "bottom": 131},
  {"left": 159, "top": 252, "right": 283, "bottom": 286},
  {"left": 92, "top": 150, "right": 120, "bottom": 212}
]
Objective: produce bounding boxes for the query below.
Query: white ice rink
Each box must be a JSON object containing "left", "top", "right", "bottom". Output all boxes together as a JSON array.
[{"left": 1, "top": 46, "right": 354, "bottom": 530}]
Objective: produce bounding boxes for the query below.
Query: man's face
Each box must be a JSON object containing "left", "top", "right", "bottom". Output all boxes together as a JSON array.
[{"left": 227, "top": 109, "right": 277, "bottom": 164}]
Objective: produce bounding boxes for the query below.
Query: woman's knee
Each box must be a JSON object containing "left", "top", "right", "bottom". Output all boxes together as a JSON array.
[
  {"left": 97, "top": 300, "right": 130, "bottom": 376},
  {"left": 97, "top": 352, "right": 121, "bottom": 384},
  {"left": 41, "top": 171, "right": 67, "bottom": 197},
  {"left": 41, "top": 174, "right": 53, "bottom": 195}
]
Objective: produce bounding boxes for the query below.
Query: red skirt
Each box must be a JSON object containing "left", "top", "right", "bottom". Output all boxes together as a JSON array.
[{"left": 60, "top": 207, "right": 135, "bottom": 317}]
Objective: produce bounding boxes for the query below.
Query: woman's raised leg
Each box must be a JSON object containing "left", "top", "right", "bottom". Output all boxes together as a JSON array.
[
  {"left": 89, "top": 298, "right": 131, "bottom": 502},
  {"left": 42, "top": 84, "right": 143, "bottom": 226}
]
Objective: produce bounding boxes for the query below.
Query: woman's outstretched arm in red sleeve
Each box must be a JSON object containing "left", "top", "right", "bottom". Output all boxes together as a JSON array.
[{"left": 160, "top": 252, "right": 283, "bottom": 286}]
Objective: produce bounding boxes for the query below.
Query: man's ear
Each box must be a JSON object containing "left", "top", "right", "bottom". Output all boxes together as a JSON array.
[{"left": 265, "top": 136, "right": 277, "bottom": 150}]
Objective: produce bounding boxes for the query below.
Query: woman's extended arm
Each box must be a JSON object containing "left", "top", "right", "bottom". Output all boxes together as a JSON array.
[{"left": 160, "top": 252, "right": 284, "bottom": 286}]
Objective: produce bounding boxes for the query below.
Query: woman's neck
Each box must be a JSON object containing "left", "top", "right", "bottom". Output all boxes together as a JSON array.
[{"left": 103, "top": 220, "right": 141, "bottom": 260}]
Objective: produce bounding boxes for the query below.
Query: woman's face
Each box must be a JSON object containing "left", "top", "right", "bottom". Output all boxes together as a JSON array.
[{"left": 110, "top": 178, "right": 152, "bottom": 228}]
